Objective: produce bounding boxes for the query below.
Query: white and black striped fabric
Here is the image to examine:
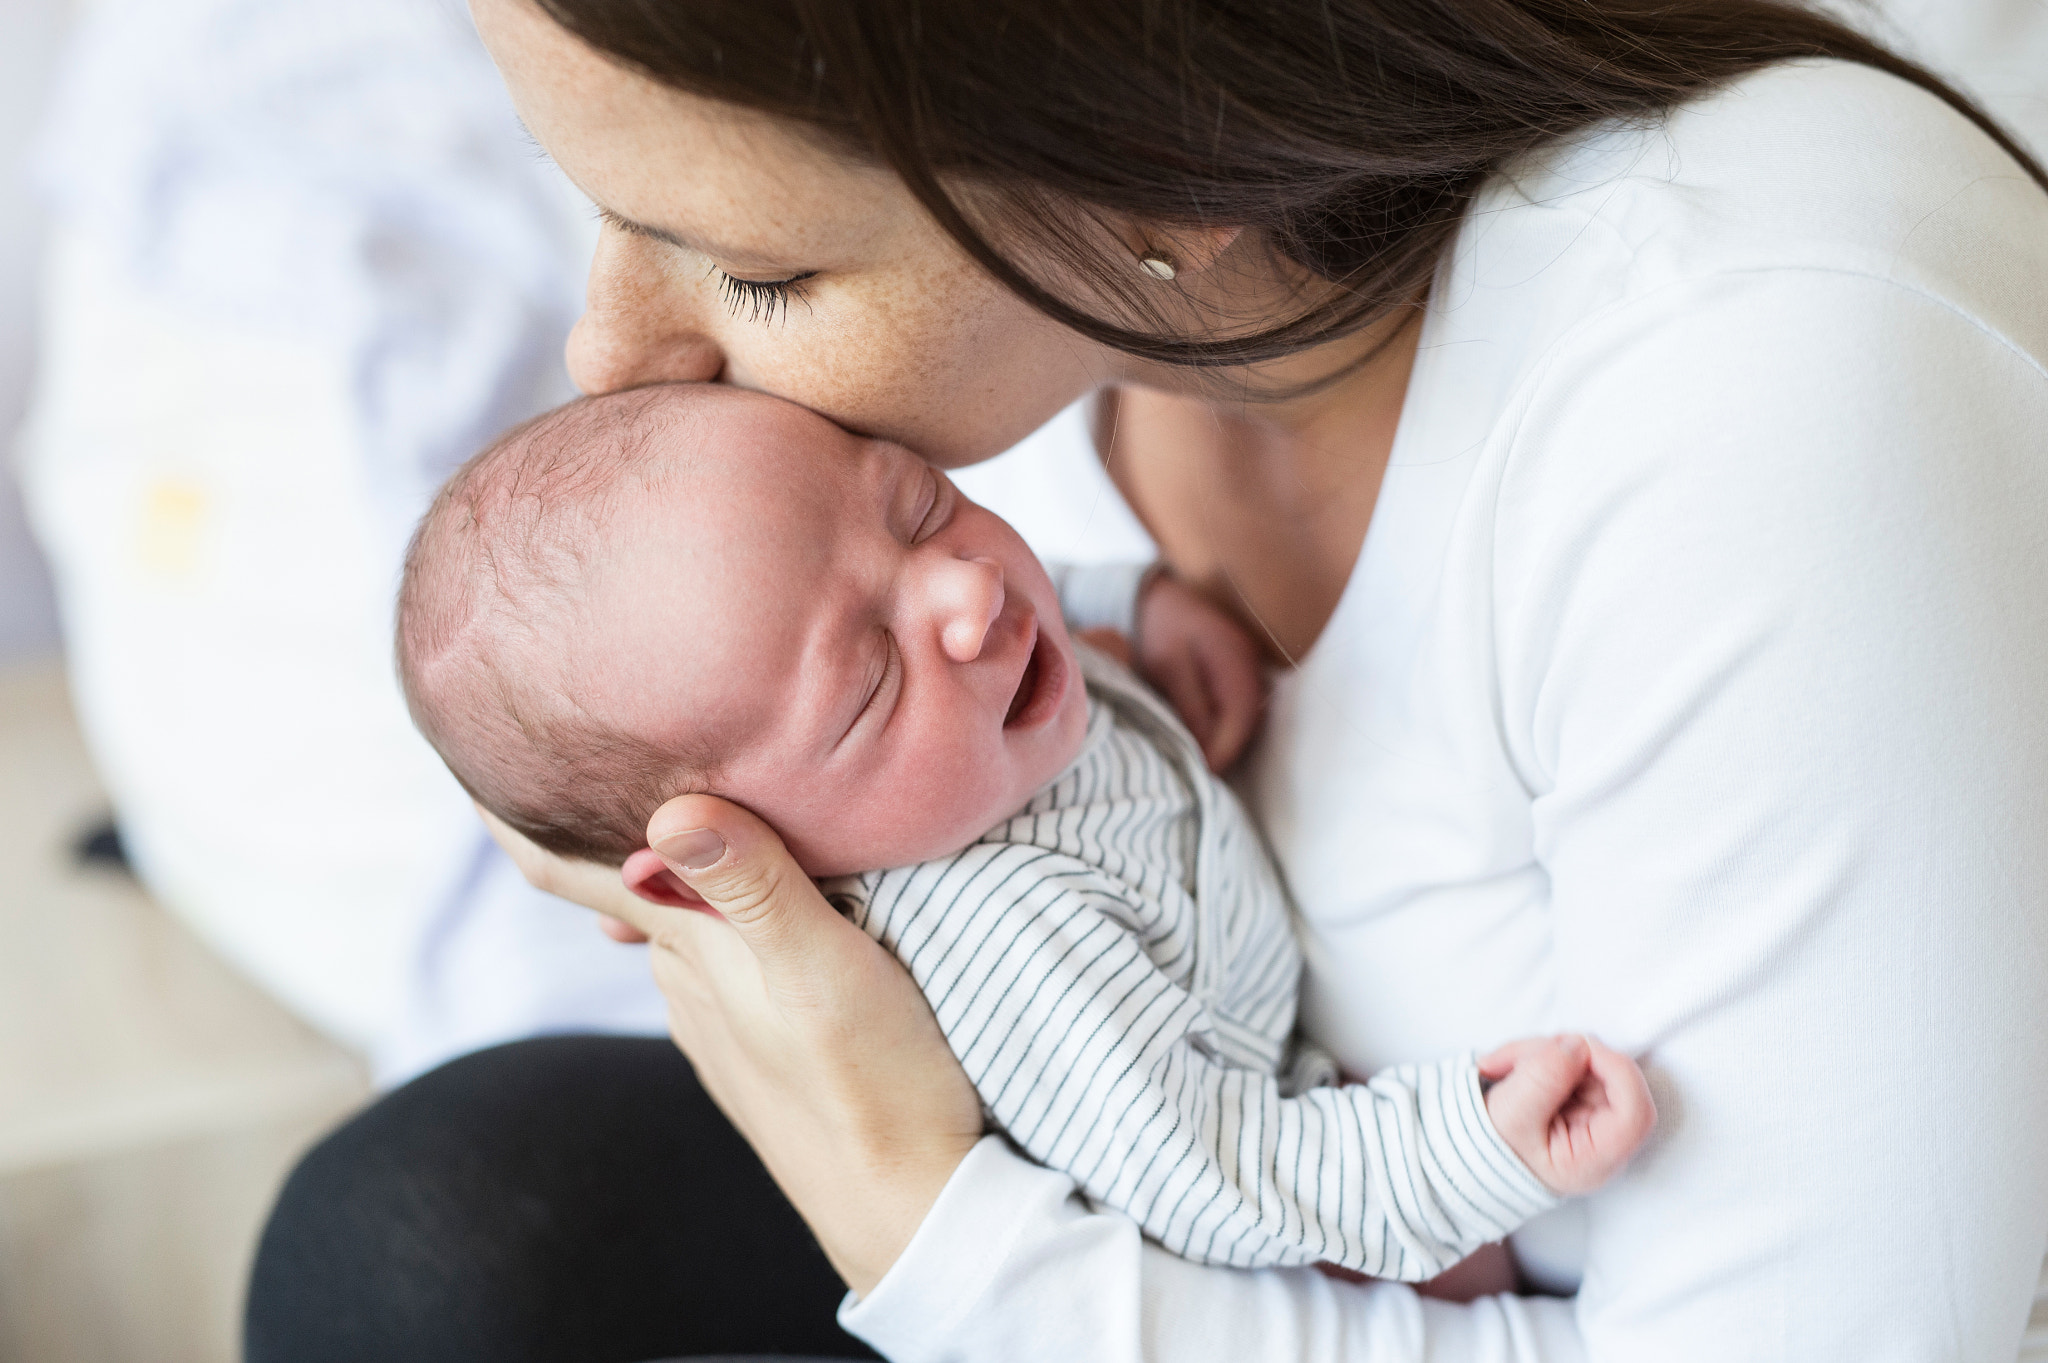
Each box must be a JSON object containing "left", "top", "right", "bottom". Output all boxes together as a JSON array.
[{"left": 826, "top": 648, "right": 1557, "bottom": 1275}]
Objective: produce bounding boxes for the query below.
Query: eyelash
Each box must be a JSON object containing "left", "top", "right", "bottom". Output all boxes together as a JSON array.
[
  {"left": 857, "top": 633, "right": 899, "bottom": 728},
  {"left": 710, "top": 267, "right": 818, "bottom": 325},
  {"left": 590, "top": 207, "right": 815, "bottom": 325},
  {"left": 910, "top": 472, "right": 952, "bottom": 543}
]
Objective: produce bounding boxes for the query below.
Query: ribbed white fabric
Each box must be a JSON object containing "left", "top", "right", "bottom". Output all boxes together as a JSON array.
[{"left": 828, "top": 647, "right": 1556, "bottom": 1275}]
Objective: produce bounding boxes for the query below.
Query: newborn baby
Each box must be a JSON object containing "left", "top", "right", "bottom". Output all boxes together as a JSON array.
[{"left": 398, "top": 382, "right": 1653, "bottom": 1279}]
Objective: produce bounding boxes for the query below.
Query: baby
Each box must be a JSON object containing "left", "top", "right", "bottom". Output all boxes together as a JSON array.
[{"left": 398, "top": 382, "right": 1654, "bottom": 1281}]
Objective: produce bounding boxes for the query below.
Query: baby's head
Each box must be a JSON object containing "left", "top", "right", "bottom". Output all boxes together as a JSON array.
[{"left": 398, "top": 383, "right": 1088, "bottom": 878}]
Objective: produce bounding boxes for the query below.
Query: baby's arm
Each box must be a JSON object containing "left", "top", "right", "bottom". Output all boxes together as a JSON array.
[
  {"left": 1312, "top": 1038, "right": 1652, "bottom": 1296},
  {"left": 1160, "top": 1047, "right": 1589, "bottom": 1277},
  {"left": 1053, "top": 1027, "right": 1648, "bottom": 1277},
  {"left": 841, "top": 843, "right": 1653, "bottom": 1278},
  {"left": 849, "top": 859, "right": 1575, "bottom": 1276}
]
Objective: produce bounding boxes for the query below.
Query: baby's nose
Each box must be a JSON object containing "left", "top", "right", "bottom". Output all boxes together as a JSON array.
[{"left": 936, "top": 556, "right": 1007, "bottom": 663}]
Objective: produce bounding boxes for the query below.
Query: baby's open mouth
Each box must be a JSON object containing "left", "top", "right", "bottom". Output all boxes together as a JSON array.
[{"left": 1003, "top": 619, "right": 1065, "bottom": 730}]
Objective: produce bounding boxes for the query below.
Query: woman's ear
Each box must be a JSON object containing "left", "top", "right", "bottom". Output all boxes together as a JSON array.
[
  {"left": 1122, "top": 220, "right": 1245, "bottom": 279},
  {"left": 621, "top": 846, "right": 711, "bottom": 909}
]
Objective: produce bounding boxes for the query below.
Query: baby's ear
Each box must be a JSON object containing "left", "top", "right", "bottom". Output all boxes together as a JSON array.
[{"left": 621, "top": 847, "right": 711, "bottom": 910}]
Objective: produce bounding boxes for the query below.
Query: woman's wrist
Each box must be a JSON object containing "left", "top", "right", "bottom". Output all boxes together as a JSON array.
[
  {"left": 631, "top": 795, "right": 989, "bottom": 1300},
  {"left": 808, "top": 1129, "right": 983, "bottom": 1296}
]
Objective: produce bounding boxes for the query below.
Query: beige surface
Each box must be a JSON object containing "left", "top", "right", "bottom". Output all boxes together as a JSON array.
[{"left": 0, "top": 657, "right": 370, "bottom": 1363}]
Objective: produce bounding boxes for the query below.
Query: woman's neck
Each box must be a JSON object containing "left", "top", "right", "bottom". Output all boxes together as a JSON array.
[{"left": 1098, "top": 308, "right": 1424, "bottom": 664}]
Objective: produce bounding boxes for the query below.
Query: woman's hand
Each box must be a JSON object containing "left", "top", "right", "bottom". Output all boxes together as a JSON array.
[{"left": 478, "top": 799, "right": 985, "bottom": 1294}]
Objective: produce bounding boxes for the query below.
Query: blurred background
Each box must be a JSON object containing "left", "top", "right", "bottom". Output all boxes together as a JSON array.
[{"left": 0, "top": 0, "right": 2038, "bottom": 1360}]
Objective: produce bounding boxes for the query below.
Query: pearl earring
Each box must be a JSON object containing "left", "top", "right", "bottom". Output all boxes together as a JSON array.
[{"left": 1138, "top": 251, "right": 1178, "bottom": 281}]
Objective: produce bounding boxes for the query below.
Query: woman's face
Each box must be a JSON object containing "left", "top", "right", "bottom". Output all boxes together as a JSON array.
[{"left": 473, "top": 0, "right": 1120, "bottom": 467}]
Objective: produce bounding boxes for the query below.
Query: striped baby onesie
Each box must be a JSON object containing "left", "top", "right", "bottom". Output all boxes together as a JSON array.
[{"left": 825, "top": 645, "right": 1558, "bottom": 1275}]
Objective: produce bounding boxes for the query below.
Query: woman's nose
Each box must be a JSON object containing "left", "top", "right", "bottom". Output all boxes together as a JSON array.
[
  {"left": 566, "top": 230, "right": 726, "bottom": 395},
  {"left": 932, "top": 557, "right": 1007, "bottom": 663}
]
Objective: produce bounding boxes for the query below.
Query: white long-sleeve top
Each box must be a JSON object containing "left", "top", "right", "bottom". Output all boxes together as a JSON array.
[
  {"left": 844, "top": 61, "right": 2048, "bottom": 1362},
  {"left": 828, "top": 647, "right": 1557, "bottom": 1276}
]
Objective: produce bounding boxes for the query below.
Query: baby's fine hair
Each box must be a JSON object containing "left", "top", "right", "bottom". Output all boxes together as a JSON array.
[{"left": 396, "top": 386, "right": 717, "bottom": 865}]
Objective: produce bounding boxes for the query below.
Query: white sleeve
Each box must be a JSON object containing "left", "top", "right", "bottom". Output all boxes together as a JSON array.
[
  {"left": 1044, "top": 560, "right": 1152, "bottom": 638},
  {"left": 1490, "top": 271, "right": 2048, "bottom": 1360},
  {"left": 843, "top": 1136, "right": 1585, "bottom": 1363}
]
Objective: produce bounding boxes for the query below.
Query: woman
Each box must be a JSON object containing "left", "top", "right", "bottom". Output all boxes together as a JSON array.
[{"left": 246, "top": 1, "right": 2048, "bottom": 1359}]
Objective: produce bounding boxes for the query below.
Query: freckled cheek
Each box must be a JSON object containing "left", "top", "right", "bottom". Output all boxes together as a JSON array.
[
  {"left": 734, "top": 330, "right": 929, "bottom": 419},
  {"left": 789, "top": 291, "right": 982, "bottom": 406},
  {"left": 736, "top": 265, "right": 1060, "bottom": 459}
]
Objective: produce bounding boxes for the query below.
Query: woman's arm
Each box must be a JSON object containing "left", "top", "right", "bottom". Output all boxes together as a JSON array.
[
  {"left": 491, "top": 806, "right": 1589, "bottom": 1362},
  {"left": 504, "top": 800, "right": 1606, "bottom": 1362},
  {"left": 1489, "top": 269, "right": 2048, "bottom": 1360},
  {"left": 847, "top": 1135, "right": 1585, "bottom": 1362}
]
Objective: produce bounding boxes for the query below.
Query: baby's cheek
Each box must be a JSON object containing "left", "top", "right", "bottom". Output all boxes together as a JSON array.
[{"left": 885, "top": 739, "right": 1018, "bottom": 861}]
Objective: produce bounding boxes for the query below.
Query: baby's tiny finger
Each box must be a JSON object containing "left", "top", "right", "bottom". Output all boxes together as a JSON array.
[
  {"left": 1586, "top": 1037, "right": 1657, "bottom": 1139},
  {"left": 1476, "top": 1040, "right": 1531, "bottom": 1080},
  {"left": 1477, "top": 1036, "right": 1565, "bottom": 1080},
  {"left": 1194, "top": 658, "right": 1258, "bottom": 771},
  {"left": 1165, "top": 662, "right": 1218, "bottom": 748}
]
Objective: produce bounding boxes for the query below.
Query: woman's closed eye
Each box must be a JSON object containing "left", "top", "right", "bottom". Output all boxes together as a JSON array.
[
  {"left": 592, "top": 205, "right": 818, "bottom": 325},
  {"left": 712, "top": 266, "right": 818, "bottom": 325}
]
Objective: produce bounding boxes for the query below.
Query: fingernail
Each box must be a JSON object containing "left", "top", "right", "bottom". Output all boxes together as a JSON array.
[{"left": 654, "top": 828, "right": 725, "bottom": 871}]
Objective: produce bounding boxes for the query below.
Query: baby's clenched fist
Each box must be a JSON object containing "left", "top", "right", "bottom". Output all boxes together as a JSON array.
[{"left": 1480, "top": 1034, "right": 1655, "bottom": 1197}]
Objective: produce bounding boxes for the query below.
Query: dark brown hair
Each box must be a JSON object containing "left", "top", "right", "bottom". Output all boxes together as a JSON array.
[{"left": 535, "top": 0, "right": 2046, "bottom": 369}]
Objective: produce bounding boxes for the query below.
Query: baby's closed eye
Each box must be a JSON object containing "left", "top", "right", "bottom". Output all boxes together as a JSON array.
[{"left": 842, "top": 629, "right": 900, "bottom": 743}]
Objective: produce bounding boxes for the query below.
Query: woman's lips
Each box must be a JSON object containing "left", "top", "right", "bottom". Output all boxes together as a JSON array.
[{"left": 1003, "top": 617, "right": 1068, "bottom": 731}]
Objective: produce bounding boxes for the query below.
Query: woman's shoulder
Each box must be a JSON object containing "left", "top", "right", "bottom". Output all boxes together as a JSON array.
[
  {"left": 1407, "top": 59, "right": 2047, "bottom": 511},
  {"left": 1393, "top": 63, "right": 2048, "bottom": 643},
  {"left": 1458, "top": 60, "right": 2045, "bottom": 341}
]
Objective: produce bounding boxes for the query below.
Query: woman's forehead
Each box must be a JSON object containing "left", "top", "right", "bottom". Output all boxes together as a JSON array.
[{"left": 474, "top": 0, "right": 909, "bottom": 269}]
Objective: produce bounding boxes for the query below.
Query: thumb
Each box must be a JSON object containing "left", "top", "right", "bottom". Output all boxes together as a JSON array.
[
  {"left": 646, "top": 792, "right": 825, "bottom": 966},
  {"left": 1485, "top": 1034, "right": 1589, "bottom": 1147}
]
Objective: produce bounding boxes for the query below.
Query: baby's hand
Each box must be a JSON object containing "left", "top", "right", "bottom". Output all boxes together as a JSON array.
[
  {"left": 1480, "top": 1034, "right": 1655, "bottom": 1197},
  {"left": 1132, "top": 571, "right": 1268, "bottom": 772}
]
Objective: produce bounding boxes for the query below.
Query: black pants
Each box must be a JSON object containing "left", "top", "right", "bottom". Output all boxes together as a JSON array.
[{"left": 244, "top": 1035, "right": 878, "bottom": 1363}]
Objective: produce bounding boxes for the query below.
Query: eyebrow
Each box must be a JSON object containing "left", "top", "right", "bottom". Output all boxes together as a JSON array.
[
  {"left": 595, "top": 205, "right": 703, "bottom": 254},
  {"left": 508, "top": 121, "right": 707, "bottom": 254},
  {"left": 511, "top": 120, "right": 811, "bottom": 271},
  {"left": 594, "top": 204, "right": 798, "bottom": 273}
]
